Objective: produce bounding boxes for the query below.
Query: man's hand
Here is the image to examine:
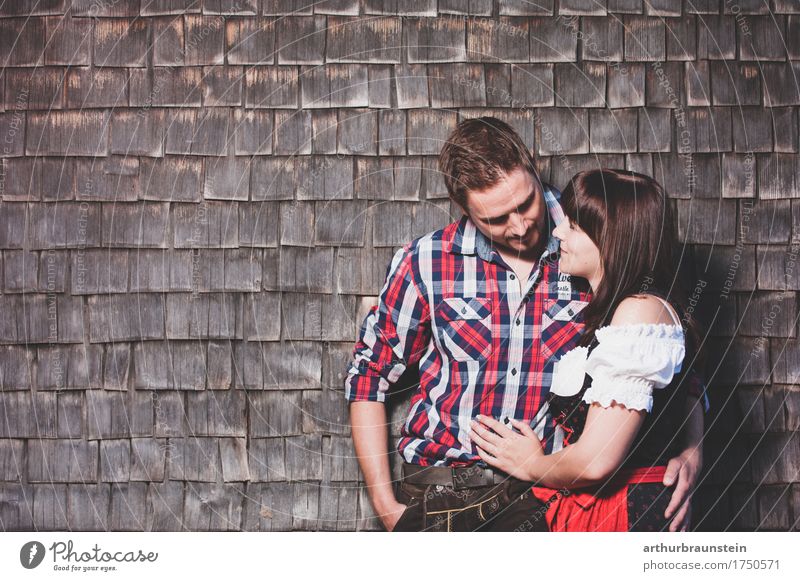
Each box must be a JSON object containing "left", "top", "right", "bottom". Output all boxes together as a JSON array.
[
  {"left": 663, "top": 394, "right": 705, "bottom": 531},
  {"left": 375, "top": 497, "right": 409, "bottom": 532},
  {"left": 663, "top": 445, "right": 702, "bottom": 531},
  {"left": 350, "top": 402, "right": 409, "bottom": 531}
]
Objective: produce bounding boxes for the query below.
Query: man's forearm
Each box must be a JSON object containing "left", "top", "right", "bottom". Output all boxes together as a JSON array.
[
  {"left": 684, "top": 395, "right": 704, "bottom": 456},
  {"left": 349, "top": 401, "right": 397, "bottom": 512}
]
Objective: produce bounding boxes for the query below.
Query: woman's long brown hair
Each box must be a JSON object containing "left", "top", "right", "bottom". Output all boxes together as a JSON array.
[{"left": 561, "top": 169, "right": 703, "bottom": 357}]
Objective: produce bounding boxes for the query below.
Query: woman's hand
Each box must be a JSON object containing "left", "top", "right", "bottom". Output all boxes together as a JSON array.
[{"left": 469, "top": 415, "right": 544, "bottom": 481}]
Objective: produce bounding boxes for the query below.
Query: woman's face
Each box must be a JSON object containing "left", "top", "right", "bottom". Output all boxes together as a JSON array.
[{"left": 552, "top": 215, "right": 603, "bottom": 290}]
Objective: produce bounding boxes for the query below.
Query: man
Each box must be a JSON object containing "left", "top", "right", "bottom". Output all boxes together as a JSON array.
[{"left": 344, "top": 117, "right": 705, "bottom": 532}]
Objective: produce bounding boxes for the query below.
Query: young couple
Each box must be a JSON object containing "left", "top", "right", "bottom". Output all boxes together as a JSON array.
[{"left": 345, "top": 117, "right": 706, "bottom": 532}]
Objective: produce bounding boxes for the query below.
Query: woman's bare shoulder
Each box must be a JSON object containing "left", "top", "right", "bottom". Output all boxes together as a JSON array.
[{"left": 608, "top": 294, "right": 676, "bottom": 326}]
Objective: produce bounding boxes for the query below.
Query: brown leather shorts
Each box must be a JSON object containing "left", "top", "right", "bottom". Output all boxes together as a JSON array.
[{"left": 392, "top": 476, "right": 548, "bottom": 532}]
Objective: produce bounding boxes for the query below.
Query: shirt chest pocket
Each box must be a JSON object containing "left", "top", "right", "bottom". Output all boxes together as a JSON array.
[
  {"left": 434, "top": 297, "right": 493, "bottom": 362},
  {"left": 541, "top": 297, "right": 588, "bottom": 361}
]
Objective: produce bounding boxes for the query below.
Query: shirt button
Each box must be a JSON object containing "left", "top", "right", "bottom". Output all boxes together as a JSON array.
[
  {"left": 511, "top": 368, "right": 517, "bottom": 376},
  {"left": 509, "top": 274, "right": 516, "bottom": 280},
  {"left": 515, "top": 318, "right": 521, "bottom": 326},
  {"left": 461, "top": 308, "right": 467, "bottom": 314}
]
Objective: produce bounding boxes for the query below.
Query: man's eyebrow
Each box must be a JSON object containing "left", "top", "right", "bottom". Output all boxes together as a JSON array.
[{"left": 481, "top": 187, "right": 536, "bottom": 222}]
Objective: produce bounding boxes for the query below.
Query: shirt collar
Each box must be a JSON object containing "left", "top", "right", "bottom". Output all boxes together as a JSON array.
[{"left": 446, "top": 182, "right": 564, "bottom": 263}]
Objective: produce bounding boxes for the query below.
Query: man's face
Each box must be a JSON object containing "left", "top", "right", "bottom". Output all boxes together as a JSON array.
[{"left": 462, "top": 166, "right": 547, "bottom": 260}]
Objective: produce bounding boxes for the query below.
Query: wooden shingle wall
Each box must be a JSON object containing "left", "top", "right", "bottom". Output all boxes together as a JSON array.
[{"left": 0, "top": 0, "right": 798, "bottom": 531}]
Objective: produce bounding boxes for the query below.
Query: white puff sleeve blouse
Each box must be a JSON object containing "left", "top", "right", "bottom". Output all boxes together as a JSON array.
[
  {"left": 584, "top": 324, "right": 685, "bottom": 412},
  {"left": 549, "top": 323, "right": 685, "bottom": 413}
]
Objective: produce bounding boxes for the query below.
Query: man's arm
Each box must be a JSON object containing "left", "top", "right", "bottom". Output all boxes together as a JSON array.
[
  {"left": 663, "top": 392, "right": 705, "bottom": 531},
  {"left": 350, "top": 402, "right": 407, "bottom": 531},
  {"left": 344, "top": 244, "right": 431, "bottom": 531}
]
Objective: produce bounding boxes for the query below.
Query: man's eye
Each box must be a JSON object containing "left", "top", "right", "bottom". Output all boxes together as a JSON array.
[{"left": 518, "top": 197, "right": 533, "bottom": 212}]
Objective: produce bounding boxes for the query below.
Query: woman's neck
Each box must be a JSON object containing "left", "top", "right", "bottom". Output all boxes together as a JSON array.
[{"left": 588, "top": 271, "right": 603, "bottom": 293}]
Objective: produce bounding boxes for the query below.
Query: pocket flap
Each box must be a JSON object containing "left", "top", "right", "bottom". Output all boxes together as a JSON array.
[
  {"left": 438, "top": 297, "right": 491, "bottom": 321},
  {"left": 544, "top": 298, "right": 589, "bottom": 324}
]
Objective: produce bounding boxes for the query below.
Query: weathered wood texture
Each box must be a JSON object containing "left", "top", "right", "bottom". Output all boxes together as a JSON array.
[{"left": 0, "top": 3, "right": 799, "bottom": 532}]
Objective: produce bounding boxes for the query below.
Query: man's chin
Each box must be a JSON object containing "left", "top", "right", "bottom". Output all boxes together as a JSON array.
[{"left": 502, "top": 242, "right": 538, "bottom": 260}]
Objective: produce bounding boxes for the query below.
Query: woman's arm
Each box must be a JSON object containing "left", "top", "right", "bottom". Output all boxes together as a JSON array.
[
  {"left": 471, "top": 403, "right": 645, "bottom": 488},
  {"left": 471, "top": 294, "right": 680, "bottom": 487}
]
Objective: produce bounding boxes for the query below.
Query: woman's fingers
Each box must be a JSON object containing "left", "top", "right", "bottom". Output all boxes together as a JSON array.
[
  {"left": 510, "top": 418, "right": 537, "bottom": 439},
  {"left": 476, "top": 414, "right": 512, "bottom": 436},
  {"left": 475, "top": 444, "right": 500, "bottom": 466},
  {"left": 471, "top": 418, "right": 503, "bottom": 445},
  {"left": 469, "top": 427, "right": 500, "bottom": 457}
]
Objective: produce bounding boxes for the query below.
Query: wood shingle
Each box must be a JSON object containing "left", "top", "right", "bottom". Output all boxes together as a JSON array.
[
  {"left": 226, "top": 17, "right": 276, "bottom": 65},
  {"left": 0, "top": 6, "right": 797, "bottom": 532},
  {"left": 326, "top": 16, "right": 402, "bottom": 63},
  {"left": 277, "top": 16, "right": 327, "bottom": 65},
  {"left": 406, "top": 16, "right": 467, "bottom": 63}
]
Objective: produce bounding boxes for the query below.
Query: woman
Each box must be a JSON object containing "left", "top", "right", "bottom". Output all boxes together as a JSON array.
[{"left": 469, "top": 168, "right": 704, "bottom": 532}]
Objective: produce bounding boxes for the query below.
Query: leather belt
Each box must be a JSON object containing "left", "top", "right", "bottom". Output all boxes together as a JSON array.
[{"left": 402, "top": 462, "right": 512, "bottom": 490}]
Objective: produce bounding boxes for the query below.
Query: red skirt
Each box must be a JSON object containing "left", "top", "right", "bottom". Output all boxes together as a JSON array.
[{"left": 530, "top": 465, "right": 668, "bottom": 532}]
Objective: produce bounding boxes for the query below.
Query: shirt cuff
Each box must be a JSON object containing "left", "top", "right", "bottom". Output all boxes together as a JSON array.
[{"left": 344, "top": 373, "right": 388, "bottom": 403}]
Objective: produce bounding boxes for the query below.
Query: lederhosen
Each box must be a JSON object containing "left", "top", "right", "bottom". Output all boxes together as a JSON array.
[{"left": 393, "top": 462, "right": 549, "bottom": 532}]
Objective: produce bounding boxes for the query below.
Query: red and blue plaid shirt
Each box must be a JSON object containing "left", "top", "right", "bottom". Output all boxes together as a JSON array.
[{"left": 345, "top": 184, "right": 706, "bottom": 466}]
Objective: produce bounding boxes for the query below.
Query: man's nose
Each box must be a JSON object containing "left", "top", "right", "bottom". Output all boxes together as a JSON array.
[{"left": 509, "top": 213, "right": 526, "bottom": 236}]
